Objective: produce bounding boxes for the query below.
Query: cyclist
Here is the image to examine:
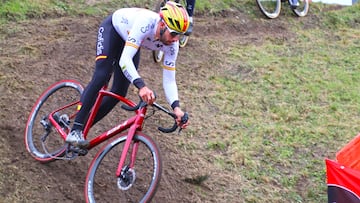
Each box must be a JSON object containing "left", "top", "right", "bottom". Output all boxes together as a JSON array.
[
  {"left": 66, "top": 1, "right": 190, "bottom": 147},
  {"left": 184, "top": 0, "right": 196, "bottom": 35}
]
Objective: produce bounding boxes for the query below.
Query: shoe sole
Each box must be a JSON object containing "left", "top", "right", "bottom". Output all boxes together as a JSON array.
[{"left": 66, "top": 140, "right": 89, "bottom": 148}]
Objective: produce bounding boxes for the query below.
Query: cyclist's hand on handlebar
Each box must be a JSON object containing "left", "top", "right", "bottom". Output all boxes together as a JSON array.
[
  {"left": 173, "top": 107, "right": 189, "bottom": 129},
  {"left": 139, "top": 86, "right": 156, "bottom": 105}
]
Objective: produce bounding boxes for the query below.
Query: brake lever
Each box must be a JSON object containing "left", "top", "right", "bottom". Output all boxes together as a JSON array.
[{"left": 177, "top": 112, "right": 189, "bottom": 135}]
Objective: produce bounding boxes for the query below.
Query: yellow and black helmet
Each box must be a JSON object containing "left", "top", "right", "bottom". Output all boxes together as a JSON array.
[{"left": 159, "top": 1, "right": 190, "bottom": 34}]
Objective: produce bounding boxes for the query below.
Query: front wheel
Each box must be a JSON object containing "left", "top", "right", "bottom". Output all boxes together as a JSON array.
[
  {"left": 24, "top": 80, "right": 83, "bottom": 163},
  {"left": 256, "top": 0, "right": 282, "bottom": 19},
  {"left": 291, "top": 0, "right": 309, "bottom": 17},
  {"left": 85, "top": 133, "right": 162, "bottom": 203}
]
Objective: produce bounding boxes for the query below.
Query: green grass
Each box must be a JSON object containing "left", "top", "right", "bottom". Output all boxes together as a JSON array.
[
  {"left": 200, "top": 3, "right": 359, "bottom": 202},
  {"left": 0, "top": 0, "right": 69, "bottom": 22},
  {"left": 0, "top": 0, "right": 261, "bottom": 24},
  {"left": 0, "top": 0, "right": 158, "bottom": 24}
]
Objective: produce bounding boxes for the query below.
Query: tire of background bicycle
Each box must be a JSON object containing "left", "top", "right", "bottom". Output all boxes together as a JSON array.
[
  {"left": 152, "top": 34, "right": 188, "bottom": 62},
  {"left": 152, "top": 50, "right": 163, "bottom": 63},
  {"left": 24, "top": 80, "right": 83, "bottom": 163},
  {"left": 179, "top": 34, "right": 189, "bottom": 48},
  {"left": 169, "top": 0, "right": 189, "bottom": 48},
  {"left": 291, "top": 0, "right": 309, "bottom": 17},
  {"left": 255, "top": 0, "right": 282, "bottom": 19},
  {"left": 152, "top": 0, "right": 166, "bottom": 63},
  {"left": 85, "top": 133, "right": 162, "bottom": 203}
]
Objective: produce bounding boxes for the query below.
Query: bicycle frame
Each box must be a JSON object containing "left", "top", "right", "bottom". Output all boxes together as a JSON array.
[{"left": 48, "top": 85, "right": 147, "bottom": 177}]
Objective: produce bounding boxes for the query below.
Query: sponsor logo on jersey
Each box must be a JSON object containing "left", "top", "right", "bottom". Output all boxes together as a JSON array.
[
  {"left": 127, "top": 36, "right": 137, "bottom": 44},
  {"left": 169, "top": 46, "right": 175, "bottom": 55},
  {"left": 141, "top": 23, "right": 151, "bottom": 33},
  {"left": 96, "top": 27, "right": 105, "bottom": 56},
  {"left": 140, "top": 22, "right": 156, "bottom": 34},
  {"left": 121, "top": 17, "right": 128, "bottom": 24},
  {"left": 123, "top": 69, "right": 133, "bottom": 81},
  {"left": 164, "top": 61, "right": 175, "bottom": 67}
]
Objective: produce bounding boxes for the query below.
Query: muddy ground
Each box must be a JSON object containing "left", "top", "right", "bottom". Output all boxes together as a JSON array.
[{"left": 0, "top": 5, "right": 332, "bottom": 203}]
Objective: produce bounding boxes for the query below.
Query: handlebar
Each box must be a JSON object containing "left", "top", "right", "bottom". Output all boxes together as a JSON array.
[
  {"left": 121, "top": 97, "right": 188, "bottom": 134},
  {"left": 152, "top": 102, "right": 178, "bottom": 133},
  {"left": 121, "top": 100, "right": 147, "bottom": 111}
]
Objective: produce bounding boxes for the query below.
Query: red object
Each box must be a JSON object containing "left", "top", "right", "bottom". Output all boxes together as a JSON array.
[
  {"left": 336, "top": 133, "right": 360, "bottom": 171},
  {"left": 326, "top": 159, "right": 360, "bottom": 203}
]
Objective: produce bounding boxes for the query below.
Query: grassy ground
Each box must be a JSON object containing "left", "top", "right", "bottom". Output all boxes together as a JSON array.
[
  {"left": 203, "top": 4, "right": 360, "bottom": 201},
  {"left": 1, "top": 0, "right": 359, "bottom": 202}
]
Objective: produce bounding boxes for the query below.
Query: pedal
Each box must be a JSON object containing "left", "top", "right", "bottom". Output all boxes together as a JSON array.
[
  {"left": 78, "top": 148, "right": 88, "bottom": 156},
  {"left": 66, "top": 145, "right": 88, "bottom": 158}
]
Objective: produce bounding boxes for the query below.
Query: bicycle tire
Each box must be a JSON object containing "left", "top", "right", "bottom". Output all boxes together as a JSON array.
[
  {"left": 256, "top": 0, "right": 282, "bottom": 19},
  {"left": 85, "top": 133, "right": 162, "bottom": 203},
  {"left": 176, "top": 0, "right": 190, "bottom": 48},
  {"left": 152, "top": 50, "right": 164, "bottom": 63},
  {"left": 152, "top": 34, "right": 188, "bottom": 62},
  {"left": 291, "top": 0, "right": 309, "bottom": 17},
  {"left": 152, "top": 0, "right": 166, "bottom": 63},
  {"left": 24, "top": 80, "right": 83, "bottom": 163},
  {"left": 179, "top": 34, "right": 189, "bottom": 48}
]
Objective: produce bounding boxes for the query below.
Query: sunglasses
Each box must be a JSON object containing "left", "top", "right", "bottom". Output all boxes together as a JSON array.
[{"left": 164, "top": 24, "right": 181, "bottom": 37}]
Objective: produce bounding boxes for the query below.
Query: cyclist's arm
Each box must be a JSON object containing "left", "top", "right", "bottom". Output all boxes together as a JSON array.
[
  {"left": 119, "top": 19, "right": 152, "bottom": 89},
  {"left": 162, "top": 45, "right": 180, "bottom": 109},
  {"left": 120, "top": 40, "right": 144, "bottom": 88}
]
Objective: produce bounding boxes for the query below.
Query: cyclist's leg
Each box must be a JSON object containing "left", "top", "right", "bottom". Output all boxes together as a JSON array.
[
  {"left": 289, "top": 0, "right": 299, "bottom": 8},
  {"left": 185, "top": 0, "right": 195, "bottom": 35},
  {"left": 186, "top": 0, "right": 195, "bottom": 17},
  {"left": 92, "top": 48, "right": 141, "bottom": 125},
  {"left": 71, "top": 15, "right": 122, "bottom": 132}
]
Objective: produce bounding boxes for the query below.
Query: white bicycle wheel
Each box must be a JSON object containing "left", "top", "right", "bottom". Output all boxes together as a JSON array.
[
  {"left": 291, "top": 0, "right": 309, "bottom": 17},
  {"left": 256, "top": 0, "right": 282, "bottom": 19}
]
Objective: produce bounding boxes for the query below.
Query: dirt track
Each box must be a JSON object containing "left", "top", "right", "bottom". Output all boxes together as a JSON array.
[{"left": 0, "top": 8, "right": 316, "bottom": 202}]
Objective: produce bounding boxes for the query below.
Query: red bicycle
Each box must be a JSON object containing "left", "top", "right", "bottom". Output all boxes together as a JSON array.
[{"left": 24, "top": 80, "right": 188, "bottom": 202}]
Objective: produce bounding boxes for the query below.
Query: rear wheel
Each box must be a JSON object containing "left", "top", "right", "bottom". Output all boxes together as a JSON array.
[
  {"left": 291, "top": 0, "right": 309, "bottom": 17},
  {"left": 24, "top": 80, "right": 83, "bottom": 163},
  {"left": 85, "top": 133, "right": 162, "bottom": 203},
  {"left": 256, "top": 0, "right": 281, "bottom": 19}
]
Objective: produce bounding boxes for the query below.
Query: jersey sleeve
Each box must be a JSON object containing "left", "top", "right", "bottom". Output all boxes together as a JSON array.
[
  {"left": 162, "top": 43, "right": 180, "bottom": 107},
  {"left": 119, "top": 17, "right": 153, "bottom": 88}
]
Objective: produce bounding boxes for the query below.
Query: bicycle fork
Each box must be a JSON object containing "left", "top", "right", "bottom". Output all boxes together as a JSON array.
[
  {"left": 115, "top": 103, "right": 146, "bottom": 190},
  {"left": 115, "top": 129, "right": 140, "bottom": 191}
]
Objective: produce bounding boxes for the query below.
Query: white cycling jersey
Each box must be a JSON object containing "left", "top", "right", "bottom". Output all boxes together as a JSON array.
[{"left": 112, "top": 8, "right": 179, "bottom": 107}]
